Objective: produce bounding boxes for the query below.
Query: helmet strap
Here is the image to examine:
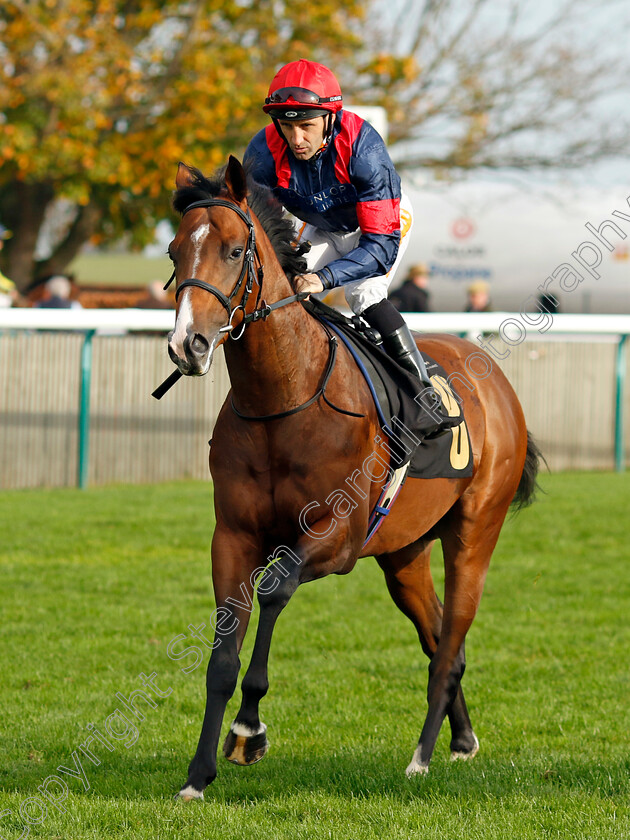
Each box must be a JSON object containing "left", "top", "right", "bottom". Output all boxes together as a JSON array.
[
  {"left": 311, "top": 113, "right": 336, "bottom": 160},
  {"left": 324, "top": 112, "right": 335, "bottom": 143},
  {"left": 271, "top": 116, "right": 287, "bottom": 145}
]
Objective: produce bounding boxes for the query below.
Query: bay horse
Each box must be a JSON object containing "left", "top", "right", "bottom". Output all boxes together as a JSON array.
[{"left": 164, "top": 156, "right": 540, "bottom": 800}]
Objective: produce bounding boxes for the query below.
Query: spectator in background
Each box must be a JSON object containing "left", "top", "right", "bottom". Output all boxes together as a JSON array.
[
  {"left": 389, "top": 262, "right": 432, "bottom": 312},
  {"left": 0, "top": 272, "right": 16, "bottom": 307},
  {"left": 465, "top": 280, "right": 492, "bottom": 312},
  {"left": 538, "top": 292, "right": 560, "bottom": 314},
  {"left": 0, "top": 223, "right": 18, "bottom": 307},
  {"left": 35, "top": 275, "right": 82, "bottom": 309}
]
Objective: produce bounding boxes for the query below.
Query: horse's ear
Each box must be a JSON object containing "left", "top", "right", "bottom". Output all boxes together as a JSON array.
[
  {"left": 176, "top": 162, "right": 197, "bottom": 190},
  {"left": 224, "top": 155, "right": 248, "bottom": 204}
]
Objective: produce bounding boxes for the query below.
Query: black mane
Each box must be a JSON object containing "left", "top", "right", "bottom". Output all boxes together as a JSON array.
[{"left": 172, "top": 165, "right": 307, "bottom": 279}]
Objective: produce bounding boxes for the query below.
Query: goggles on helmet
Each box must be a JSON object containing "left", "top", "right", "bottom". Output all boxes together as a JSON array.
[{"left": 265, "top": 86, "right": 342, "bottom": 106}]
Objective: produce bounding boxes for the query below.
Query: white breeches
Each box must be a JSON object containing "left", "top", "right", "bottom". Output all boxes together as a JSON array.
[{"left": 294, "top": 192, "right": 414, "bottom": 315}]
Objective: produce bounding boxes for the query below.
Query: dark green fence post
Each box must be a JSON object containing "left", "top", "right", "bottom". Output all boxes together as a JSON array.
[
  {"left": 78, "top": 330, "right": 95, "bottom": 489},
  {"left": 615, "top": 333, "right": 628, "bottom": 473}
]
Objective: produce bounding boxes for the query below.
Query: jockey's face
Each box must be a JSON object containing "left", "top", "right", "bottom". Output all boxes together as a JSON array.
[{"left": 277, "top": 116, "right": 326, "bottom": 160}]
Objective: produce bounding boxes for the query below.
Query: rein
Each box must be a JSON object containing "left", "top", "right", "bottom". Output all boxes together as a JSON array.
[{"left": 230, "top": 321, "right": 364, "bottom": 421}]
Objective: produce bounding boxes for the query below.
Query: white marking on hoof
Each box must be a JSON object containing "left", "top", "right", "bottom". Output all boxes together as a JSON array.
[
  {"left": 177, "top": 785, "right": 204, "bottom": 802},
  {"left": 451, "top": 733, "right": 479, "bottom": 762},
  {"left": 230, "top": 721, "right": 267, "bottom": 737},
  {"left": 406, "top": 760, "right": 429, "bottom": 777},
  {"left": 405, "top": 747, "right": 429, "bottom": 777}
]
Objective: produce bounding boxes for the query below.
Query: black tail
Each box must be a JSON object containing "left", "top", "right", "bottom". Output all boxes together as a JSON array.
[{"left": 511, "top": 431, "right": 546, "bottom": 512}]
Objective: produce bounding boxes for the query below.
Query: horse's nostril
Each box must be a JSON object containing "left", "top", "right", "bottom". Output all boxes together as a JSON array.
[{"left": 190, "top": 333, "right": 209, "bottom": 356}]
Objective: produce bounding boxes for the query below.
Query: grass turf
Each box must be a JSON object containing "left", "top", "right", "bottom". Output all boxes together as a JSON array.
[
  {"left": 68, "top": 253, "right": 172, "bottom": 287},
  {"left": 0, "top": 473, "right": 628, "bottom": 839}
]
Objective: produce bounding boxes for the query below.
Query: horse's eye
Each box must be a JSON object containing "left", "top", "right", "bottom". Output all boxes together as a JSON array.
[{"left": 230, "top": 247, "right": 244, "bottom": 260}]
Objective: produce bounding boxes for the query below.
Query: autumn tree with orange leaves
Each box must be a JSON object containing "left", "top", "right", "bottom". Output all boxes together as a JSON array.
[
  {"left": 1, "top": 0, "right": 628, "bottom": 291},
  {"left": 0, "top": 1, "right": 364, "bottom": 290}
]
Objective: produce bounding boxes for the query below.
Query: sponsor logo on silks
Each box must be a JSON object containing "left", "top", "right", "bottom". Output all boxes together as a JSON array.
[{"left": 303, "top": 184, "right": 355, "bottom": 213}]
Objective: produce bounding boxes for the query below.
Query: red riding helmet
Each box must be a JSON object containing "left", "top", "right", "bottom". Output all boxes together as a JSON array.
[{"left": 263, "top": 60, "right": 343, "bottom": 121}]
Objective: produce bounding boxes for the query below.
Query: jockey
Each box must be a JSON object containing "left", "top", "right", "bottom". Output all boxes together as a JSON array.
[{"left": 243, "top": 59, "right": 434, "bottom": 387}]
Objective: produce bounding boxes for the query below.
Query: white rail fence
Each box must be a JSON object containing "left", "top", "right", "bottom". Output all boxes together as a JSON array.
[{"left": 0, "top": 309, "right": 628, "bottom": 489}]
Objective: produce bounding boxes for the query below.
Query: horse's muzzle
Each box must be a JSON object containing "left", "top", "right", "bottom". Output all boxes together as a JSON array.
[{"left": 168, "top": 328, "right": 213, "bottom": 376}]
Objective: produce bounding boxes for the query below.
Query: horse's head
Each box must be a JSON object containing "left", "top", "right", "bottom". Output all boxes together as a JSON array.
[{"left": 167, "top": 156, "right": 258, "bottom": 376}]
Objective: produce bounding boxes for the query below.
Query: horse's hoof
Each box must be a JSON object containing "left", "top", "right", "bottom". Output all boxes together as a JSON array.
[
  {"left": 175, "top": 785, "right": 204, "bottom": 802},
  {"left": 450, "top": 732, "right": 479, "bottom": 762},
  {"left": 405, "top": 744, "right": 430, "bottom": 777},
  {"left": 223, "top": 721, "right": 269, "bottom": 766},
  {"left": 405, "top": 760, "right": 429, "bottom": 777}
]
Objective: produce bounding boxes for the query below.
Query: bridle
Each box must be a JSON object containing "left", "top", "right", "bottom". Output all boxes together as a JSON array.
[
  {"left": 152, "top": 196, "right": 311, "bottom": 401},
  {"left": 153, "top": 194, "right": 364, "bottom": 420},
  {"left": 164, "top": 197, "right": 309, "bottom": 343},
  {"left": 164, "top": 198, "right": 262, "bottom": 341}
]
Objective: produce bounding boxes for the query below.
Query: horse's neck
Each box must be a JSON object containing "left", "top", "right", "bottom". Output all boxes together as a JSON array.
[{"left": 223, "top": 265, "right": 326, "bottom": 415}]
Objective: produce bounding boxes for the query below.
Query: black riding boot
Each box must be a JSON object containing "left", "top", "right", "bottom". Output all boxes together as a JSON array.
[
  {"left": 362, "top": 300, "right": 433, "bottom": 387},
  {"left": 380, "top": 323, "right": 433, "bottom": 389},
  {"left": 362, "top": 300, "right": 448, "bottom": 434}
]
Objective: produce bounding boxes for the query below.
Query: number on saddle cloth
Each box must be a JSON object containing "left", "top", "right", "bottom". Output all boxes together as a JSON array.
[{"left": 303, "top": 299, "right": 473, "bottom": 481}]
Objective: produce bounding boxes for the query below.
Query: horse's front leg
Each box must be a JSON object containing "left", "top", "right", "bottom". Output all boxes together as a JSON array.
[
  {"left": 177, "top": 531, "right": 259, "bottom": 801},
  {"left": 223, "top": 522, "right": 360, "bottom": 770},
  {"left": 222, "top": 545, "right": 303, "bottom": 766}
]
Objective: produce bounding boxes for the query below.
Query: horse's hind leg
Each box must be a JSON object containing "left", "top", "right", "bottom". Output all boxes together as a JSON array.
[
  {"left": 404, "top": 499, "right": 510, "bottom": 776},
  {"left": 376, "top": 541, "right": 479, "bottom": 762}
]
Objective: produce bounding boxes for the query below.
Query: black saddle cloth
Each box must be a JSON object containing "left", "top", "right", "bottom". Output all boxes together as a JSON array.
[{"left": 304, "top": 299, "right": 473, "bottom": 480}]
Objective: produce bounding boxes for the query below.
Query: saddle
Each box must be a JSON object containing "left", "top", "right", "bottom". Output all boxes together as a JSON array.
[{"left": 303, "top": 299, "right": 473, "bottom": 482}]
